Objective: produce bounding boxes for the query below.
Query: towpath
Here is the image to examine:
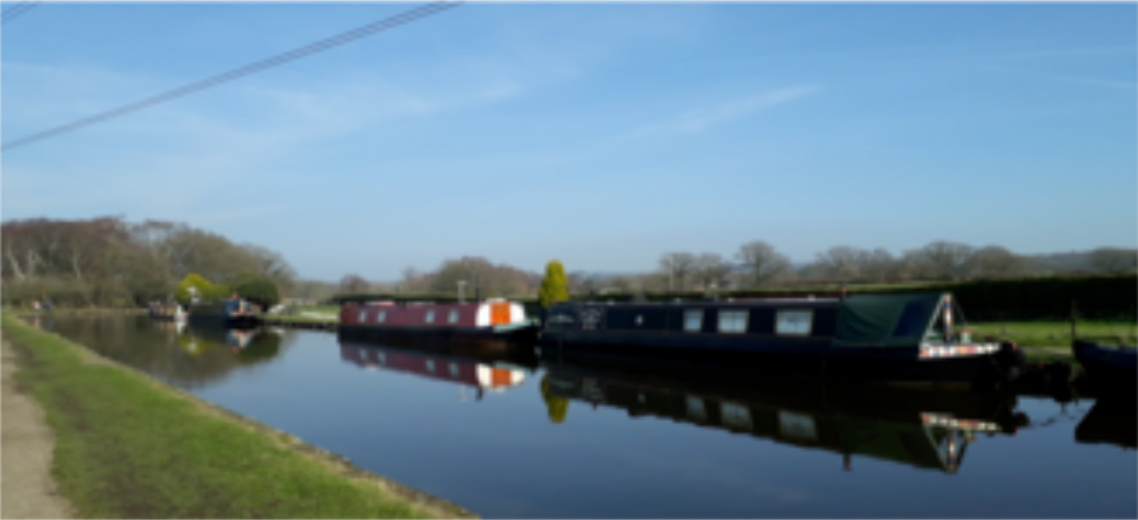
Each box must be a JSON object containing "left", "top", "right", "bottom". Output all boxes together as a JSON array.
[{"left": 1, "top": 338, "right": 73, "bottom": 519}]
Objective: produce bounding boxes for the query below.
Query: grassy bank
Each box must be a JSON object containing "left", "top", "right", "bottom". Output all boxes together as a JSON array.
[
  {"left": 969, "top": 320, "right": 1137, "bottom": 348},
  {"left": 269, "top": 304, "right": 339, "bottom": 324},
  {"left": 1, "top": 312, "right": 473, "bottom": 519}
]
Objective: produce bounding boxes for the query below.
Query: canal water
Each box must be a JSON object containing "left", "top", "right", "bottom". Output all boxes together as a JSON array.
[{"left": 28, "top": 314, "right": 1137, "bottom": 518}]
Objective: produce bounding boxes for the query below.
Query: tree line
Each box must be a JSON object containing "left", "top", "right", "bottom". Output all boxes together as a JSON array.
[
  {"left": 602, "top": 241, "right": 1137, "bottom": 294},
  {"left": 339, "top": 256, "right": 543, "bottom": 299},
  {"left": 335, "top": 241, "right": 1136, "bottom": 299},
  {"left": 2, "top": 217, "right": 297, "bottom": 307},
  {"left": 5, "top": 216, "right": 1131, "bottom": 306}
]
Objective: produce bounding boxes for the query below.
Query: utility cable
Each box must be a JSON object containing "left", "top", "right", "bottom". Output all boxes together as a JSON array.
[
  {"left": 2, "top": 1, "right": 40, "bottom": 25},
  {"left": 2, "top": 0, "right": 462, "bottom": 152}
]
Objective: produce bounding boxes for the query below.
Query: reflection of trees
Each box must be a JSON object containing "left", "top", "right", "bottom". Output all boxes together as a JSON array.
[
  {"left": 234, "top": 332, "right": 281, "bottom": 365},
  {"left": 43, "top": 315, "right": 296, "bottom": 390},
  {"left": 540, "top": 374, "right": 569, "bottom": 424}
]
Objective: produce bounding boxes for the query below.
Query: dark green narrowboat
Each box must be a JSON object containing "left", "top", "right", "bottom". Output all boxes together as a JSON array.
[{"left": 540, "top": 293, "right": 1024, "bottom": 388}]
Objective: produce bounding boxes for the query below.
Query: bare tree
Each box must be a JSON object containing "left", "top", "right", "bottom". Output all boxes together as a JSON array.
[
  {"left": 1, "top": 217, "right": 300, "bottom": 307},
  {"left": 400, "top": 266, "right": 427, "bottom": 294},
  {"left": 241, "top": 243, "right": 298, "bottom": 294},
  {"left": 735, "top": 241, "right": 790, "bottom": 288},
  {"left": 1089, "top": 247, "right": 1138, "bottom": 274},
  {"left": 694, "top": 253, "right": 733, "bottom": 290},
  {"left": 902, "top": 241, "right": 976, "bottom": 280},
  {"left": 859, "top": 248, "right": 897, "bottom": 282},
  {"left": 566, "top": 271, "right": 590, "bottom": 294},
  {"left": 966, "top": 245, "right": 1027, "bottom": 279},
  {"left": 339, "top": 273, "right": 369, "bottom": 294},
  {"left": 659, "top": 252, "right": 698, "bottom": 291},
  {"left": 428, "top": 256, "right": 533, "bottom": 297},
  {"left": 812, "top": 246, "right": 863, "bottom": 281},
  {"left": 291, "top": 279, "right": 338, "bottom": 302}
]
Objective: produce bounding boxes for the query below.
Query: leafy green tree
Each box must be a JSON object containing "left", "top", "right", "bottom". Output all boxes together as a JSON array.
[
  {"left": 175, "top": 273, "right": 215, "bottom": 305},
  {"left": 231, "top": 273, "right": 280, "bottom": 308},
  {"left": 204, "top": 283, "right": 230, "bottom": 302},
  {"left": 538, "top": 260, "right": 570, "bottom": 308}
]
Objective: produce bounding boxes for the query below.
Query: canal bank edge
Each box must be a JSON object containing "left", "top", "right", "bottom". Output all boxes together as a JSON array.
[
  {"left": 2, "top": 337, "right": 75, "bottom": 519},
  {"left": 0, "top": 313, "right": 478, "bottom": 519}
]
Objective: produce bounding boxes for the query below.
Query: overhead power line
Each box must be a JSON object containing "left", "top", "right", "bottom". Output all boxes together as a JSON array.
[
  {"left": 2, "top": 0, "right": 41, "bottom": 25},
  {"left": 2, "top": 0, "right": 462, "bottom": 152}
]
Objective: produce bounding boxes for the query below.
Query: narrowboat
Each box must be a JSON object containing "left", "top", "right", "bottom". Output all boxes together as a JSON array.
[
  {"left": 542, "top": 359, "right": 1021, "bottom": 473},
  {"left": 339, "top": 299, "right": 537, "bottom": 350},
  {"left": 187, "top": 299, "right": 262, "bottom": 328},
  {"left": 1072, "top": 340, "right": 1136, "bottom": 393},
  {"left": 339, "top": 339, "right": 530, "bottom": 396},
  {"left": 541, "top": 292, "right": 1025, "bottom": 389}
]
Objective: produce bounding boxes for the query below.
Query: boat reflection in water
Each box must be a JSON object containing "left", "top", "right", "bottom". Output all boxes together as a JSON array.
[
  {"left": 541, "top": 357, "right": 1026, "bottom": 474},
  {"left": 1075, "top": 396, "right": 1137, "bottom": 450},
  {"left": 173, "top": 323, "right": 282, "bottom": 363},
  {"left": 339, "top": 337, "right": 536, "bottom": 398}
]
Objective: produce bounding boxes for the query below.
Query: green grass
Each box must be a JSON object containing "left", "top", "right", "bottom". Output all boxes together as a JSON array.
[
  {"left": 968, "top": 320, "right": 1137, "bottom": 348},
  {"left": 264, "top": 314, "right": 338, "bottom": 325},
  {"left": 290, "top": 304, "right": 341, "bottom": 315},
  {"left": 1, "top": 312, "right": 470, "bottom": 519},
  {"left": 269, "top": 304, "right": 340, "bottom": 324}
]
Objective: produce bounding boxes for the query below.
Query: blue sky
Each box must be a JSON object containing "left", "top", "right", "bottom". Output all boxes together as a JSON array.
[{"left": 3, "top": 2, "right": 1135, "bottom": 281}]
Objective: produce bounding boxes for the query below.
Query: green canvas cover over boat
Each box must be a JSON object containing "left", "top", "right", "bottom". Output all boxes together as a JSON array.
[{"left": 833, "top": 293, "right": 946, "bottom": 348}]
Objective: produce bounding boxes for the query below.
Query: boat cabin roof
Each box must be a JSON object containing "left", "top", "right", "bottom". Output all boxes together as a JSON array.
[{"left": 553, "top": 297, "right": 841, "bottom": 309}]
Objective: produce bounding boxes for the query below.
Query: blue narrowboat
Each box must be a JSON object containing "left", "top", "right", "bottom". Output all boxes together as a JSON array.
[
  {"left": 1072, "top": 340, "right": 1136, "bottom": 394},
  {"left": 188, "top": 297, "right": 262, "bottom": 328}
]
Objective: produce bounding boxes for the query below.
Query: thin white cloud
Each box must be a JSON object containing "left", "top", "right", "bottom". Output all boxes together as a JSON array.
[
  {"left": 634, "top": 85, "right": 818, "bottom": 137},
  {"left": 1054, "top": 75, "right": 1137, "bottom": 90}
]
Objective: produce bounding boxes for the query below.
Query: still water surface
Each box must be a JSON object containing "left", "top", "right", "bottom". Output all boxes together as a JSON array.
[{"left": 31, "top": 314, "right": 1137, "bottom": 518}]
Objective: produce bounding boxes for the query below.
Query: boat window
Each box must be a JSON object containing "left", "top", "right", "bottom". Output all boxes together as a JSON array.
[
  {"left": 684, "top": 310, "right": 703, "bottom": 333},
  {"left": 377, "top": 311, "right": 386, "bottom": 323},
  {"left": 448, "top": 309, "right": 459, "bottom": 324},
  {"left": 686, "top": 396, "right": 706, "bottom": 421},
  {"left": 720, "top": 402, "right": 752, "bottom": 430},
  {"left": 377, "top": 352, "right": 386, "bottom": 364},
  {"left": 718, "top": 310, "right": 748, "bottom": 334},
  {"left": 449, "top": 363, "right": 459, "bottom": 377},
  {"left": 426, "top": 360, "right": 435, "bottom": 372},
  {"left": 776, "top": 309, "right": 813, "bottom": 336},
  {"left": 426, "top": 310, "right": 435, "bottom": 323},
  {"left": 358, "top": 311, "right": 366, "bottom": 322},
  {"left": 778, "top": 410, "right": 818, "bottom": 441}
]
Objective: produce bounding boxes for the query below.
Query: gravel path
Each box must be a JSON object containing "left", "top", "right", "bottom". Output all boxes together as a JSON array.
[{"left": 2, "top": 339, "right": 73, "bottom": 519}]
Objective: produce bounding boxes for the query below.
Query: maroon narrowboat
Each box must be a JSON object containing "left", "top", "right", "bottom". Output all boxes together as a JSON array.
[{"left": 339, "top": 299, "right": 537, "bottom": 350}]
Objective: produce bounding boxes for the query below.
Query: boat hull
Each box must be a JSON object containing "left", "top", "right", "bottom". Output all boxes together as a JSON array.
[
  {"left": 539, "top": 331, "right": 1009, "bottom": 389},
  {"left": 339, "top": 323, "right": 538, "bottom": 352},
  {"left": 1073, "top": 340, "right": 1137, "bottom": 394},
  {"left": 187, "top": 313, "right": 262, "bottom": 328}
]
